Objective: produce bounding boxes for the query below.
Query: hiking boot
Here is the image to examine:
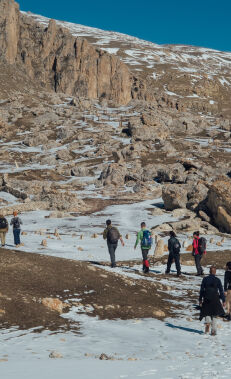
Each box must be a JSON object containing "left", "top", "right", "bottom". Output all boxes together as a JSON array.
[
  {"left": 211, "top": 331, "right": 217, "bottom": 336},
  {"left": 177, "top": 272, "right": 182, "bottom": 277},
  {"left": 205, "top": 324, "right": 210, "bottom": 334},
  {"left": 165, "top": 270, "right": 170, "bottom": 274},
  {"left": 144, "top": 267, "right": 149, "bottom": 274},
  {"left": 111, "top": 263, "right": 116, "bottom": 268}
]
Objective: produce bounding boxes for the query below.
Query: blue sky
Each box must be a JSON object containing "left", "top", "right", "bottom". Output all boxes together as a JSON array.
[{"left": 19, "top": 0, "right": 230, "bottom": 52}]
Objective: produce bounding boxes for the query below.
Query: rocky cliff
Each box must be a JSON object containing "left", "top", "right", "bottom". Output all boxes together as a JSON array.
[{"left": 0, "top": 0, "right": 142, "bottom": 104}]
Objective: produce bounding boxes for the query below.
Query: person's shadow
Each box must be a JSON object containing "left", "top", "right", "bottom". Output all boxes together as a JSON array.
[{"left": 165, "top": 322, "right": 204, "bottom": 335}]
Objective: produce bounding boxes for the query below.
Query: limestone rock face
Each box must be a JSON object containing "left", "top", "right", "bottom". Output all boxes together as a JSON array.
[
  {"left": 0, "top": 0, "right": 19, "bottom": 64},
  {"left": 0, "top": 0, "right": 135, "bottom": 104},
  {"left": 207, "top": 179, "right": 231, "bottom": 233}
]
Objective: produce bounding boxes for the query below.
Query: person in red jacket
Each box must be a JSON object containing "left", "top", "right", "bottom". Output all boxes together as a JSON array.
[{"left": 192, "top": 231, "right": 205, "bottom": 276}]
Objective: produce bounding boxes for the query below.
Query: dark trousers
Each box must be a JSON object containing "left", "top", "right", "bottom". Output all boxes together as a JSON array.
[
  {"left": 13, "top": 228, "right": 21, "bottom": 245},
  {"left": 195, "top": 254, "right": 203, "bottom": 275},
  {"left": 107, "top": 242, "right": 118, "bottom": 267},
  {"left": 142, "top": 248, "right": 150, "bottom": 272},
  {"left": 166, "top": 252, "right": 181, "bottom": 274}
]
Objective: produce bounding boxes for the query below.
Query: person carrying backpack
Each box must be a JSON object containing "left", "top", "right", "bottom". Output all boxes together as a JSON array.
[
  {"left": 192, "top": 231, "right": 206, "bottom": 276},
  {"left": 165, "top": 231, "right": 181, "bottom": 277},
  {"left": 199, "top": 266, "right": 225, "bottom": 335},
  {"left": 224, "top": 261, "right": 231, "bottom": 321},
  {"left": 10, "top": 211, "right": 23, "bottom": 247},
  {"left": 134, "top": 222, "right": 153, "bottom": 273},
  {"left": 103, "top": 219, "right": 124, "bottom": 268},
  {"left": 0, "top": 211, "right": 8, "bottom": 247}
]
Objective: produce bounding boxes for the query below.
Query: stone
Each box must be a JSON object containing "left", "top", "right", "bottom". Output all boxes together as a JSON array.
[
  {"left": 49, "top": 351, "right": 63, "bottom": 359},
  {"left": 199, "top": 210, "right": 210, "bottom": 223},
  {"left": 152, "top": 310, "right": 165, "bottom": 318},
  {"left": 162, "top": 184, "right": 188, "bottom": 211},
  {"left": 210, "top": 238, "right": 214, "bottom": 244},
  {"left": 99, "top": 353, "right": 110, "bottom": 360},
  {"left": 42, "top": 298, "right": 67, "bottom": 313},
  {"left": 41, "top": 239, "right": 47, "bottom": 247},
  {"left": 154, "top": 239, "right": 165, "bottom": 258}
]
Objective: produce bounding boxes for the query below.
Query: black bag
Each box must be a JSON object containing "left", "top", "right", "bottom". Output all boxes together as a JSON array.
[
  {"left": 12, "top": 217, "right": 20, "bottom": 229},
  {"left": 173, "top": 238, "right": 181, "bottom": 254},
  {"left": 107, "top": 227, "right": 120, "bottom": 244},
  {"left": 198, "top": 237, "right": 206, "bottom": 255},
  {"left": 0, "top": 217, "right": 8, "bottom": 229}
]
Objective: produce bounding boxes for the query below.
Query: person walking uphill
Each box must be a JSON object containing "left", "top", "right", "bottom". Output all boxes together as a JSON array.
[
  {"left": 103, "top": 220, "right": 124, "bottom": 268},
  {"left": 165, "top": 231, "right": 181, "bottom": 277},
  {"left": 10, "top": 211, "right": 22, "bottom": 247},
  {"left": 199, "top": 266, "right": 225, "bottom": 335},
  {"left": 134, "top": 222, "right": 153, "bottom": 273},
  {"left": 0, "top": 212, "right": 8, "bottom": 247},
  {"left": 192, "top": 231, "right": 206, "bottom": 276}
]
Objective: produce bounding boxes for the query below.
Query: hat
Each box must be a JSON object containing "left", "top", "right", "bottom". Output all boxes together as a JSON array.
[{"left": 13, "top": 210, "right": 18, "bottom": 216}]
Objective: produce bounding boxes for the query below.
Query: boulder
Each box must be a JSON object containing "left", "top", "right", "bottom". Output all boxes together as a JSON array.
[
  {"left": 162, "top": 184, "right": 188, "bottom": 211},
  {"left": 154, "top": 239, "right": 165, "bottom": 258},
  {"left": 207, "top": 179, "right": 231, "bottom": 233},
  {"left": 42, "top": 298, "right": 67, "bottom": 313},
  {"left": 99, "top": 163, "right": 127, "bottom": 186}
]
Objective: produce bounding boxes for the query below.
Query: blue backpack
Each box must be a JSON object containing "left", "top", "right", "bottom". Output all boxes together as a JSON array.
[{"left": 142, "top": 230, "right": 153, "bottom": 248}]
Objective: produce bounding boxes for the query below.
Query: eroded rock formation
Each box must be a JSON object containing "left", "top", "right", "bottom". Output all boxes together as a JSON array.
[{"left": 0, "top": 0, "right": 139, "bottom": 104}]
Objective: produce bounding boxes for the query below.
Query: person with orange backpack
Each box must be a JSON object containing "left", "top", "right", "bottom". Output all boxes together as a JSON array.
[{"left": 134, "top": 222, "right": 153, "bottom": 273}]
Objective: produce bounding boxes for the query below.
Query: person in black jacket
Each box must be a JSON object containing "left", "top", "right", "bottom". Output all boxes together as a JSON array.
[
  {"left": 199, "top": 266, "right": 225, "bottom": 335},
  {"left": 224, "top": 261, "right": 231, "bottom": 320},
  {"left": 165, "top": 231, "right": 181, "bottom": 277}
]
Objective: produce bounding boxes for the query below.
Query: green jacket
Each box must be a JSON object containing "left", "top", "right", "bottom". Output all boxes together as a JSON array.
[{"left": 135, "top": 228, "right": 150, "bottom": 249}]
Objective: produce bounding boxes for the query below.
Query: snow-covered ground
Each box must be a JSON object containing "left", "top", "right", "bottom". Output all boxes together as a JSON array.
[
  {"left": 2, "top": 196, "right": 231, "bottom": 261},
  {"left": 1, "top": 264, "right": 231, "bottom": 378},
  {"left": 1, "top": 195, "right": 231, "bottom": 378}
]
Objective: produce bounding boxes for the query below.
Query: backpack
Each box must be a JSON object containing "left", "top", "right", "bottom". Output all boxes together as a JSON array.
[
  {"left": 172, "top": 238, "right": 181, "bottom": 254},
  {"left": 0, "top": 217, "right": 8, "bottom": 229},
  {"left": 141, "top": 230, "right": 153, "bottom": 248},
  {"left": 198, "top": 237, "right": 206, "bottom": 255},
  {"left": 107, "top": 227, "right": 120, "bottom": 244},
  {"left": 12, "top": 217, "right": 20, "bottom": 229}
]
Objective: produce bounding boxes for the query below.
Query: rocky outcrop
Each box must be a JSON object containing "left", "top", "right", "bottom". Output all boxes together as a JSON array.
[
  {"left": 0, "top": 0, "right": 137, "bottom": 104},
  {"left": 207, "top": 179, "right": 231, "bottom": 233}
]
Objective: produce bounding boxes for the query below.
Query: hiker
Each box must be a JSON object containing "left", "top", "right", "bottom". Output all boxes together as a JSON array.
[
  {"left": 0, "top": 211, "right": 8, "bottom": 247},
  {"left": 224, "top": 261, "right": 231, "bottom": 321},
  {"left": 103, "top": 219, "right": 124, "bottom": 268},
  {"left": 199, "top": 266, "right": 225, "bottom": 335},
  {"left": 192, "top": 231, "right": 206, "bottom": 276},
  {"left": 10, "top": 211, "right": 23, "bottom": 247},
  {"left": 165, "top": 231, "right": 181, "bottom": 277},
  {"left": 134, "top": 222, "right": 152, "bottom": 273}
]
